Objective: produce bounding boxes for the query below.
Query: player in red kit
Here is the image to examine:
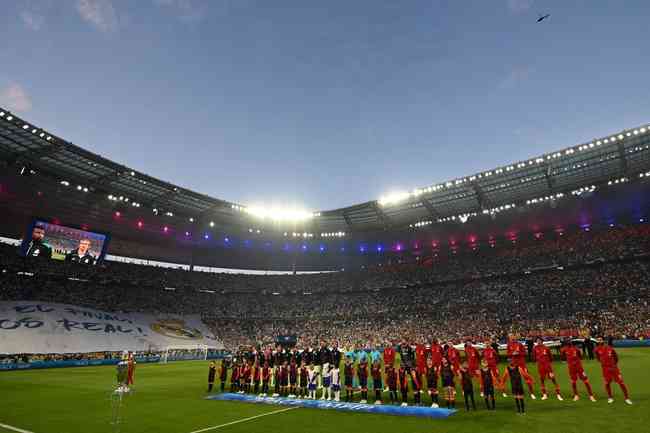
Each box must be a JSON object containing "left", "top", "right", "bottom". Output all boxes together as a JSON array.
[
  {"left": 446, "top": 341, "right": 461, "bottom": 372},
  {"left": 506, "top": 336, "right": 536, "bottom": 399},
  {"left": 383, "top": 342, "right": 396, "bottom": 391},
  {"left": 594, "top": 337, "right": 632, "bottom": 405},
  {"left": 532, "top": 337, "right": 563, "bottom": 400},
  {"left": 415, "top": 341, "right": 427, "bottom": 378},
  {"left": 383, "top": 342, "right": 396, "bottom": 366},
  {"left": 430, "top": 339, "right": 443, "bottom": 369},
  {"left": 560, "top": 340, "right": 596, "bottom": 402},
  {"left": 464, "top": 341, "right": 482, "bottom": 394}
]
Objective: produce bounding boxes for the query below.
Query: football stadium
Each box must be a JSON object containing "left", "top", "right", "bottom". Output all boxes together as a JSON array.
[{"left": 1, "top": 2, "right": 650, "bottom": 433}]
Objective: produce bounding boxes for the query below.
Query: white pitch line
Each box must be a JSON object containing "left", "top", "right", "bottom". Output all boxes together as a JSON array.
[
  {"left": 188, "top": 406, "right": 299, "bottom": 433},
  {"left": 0, "top": 423, "right": 35, "bottom": 433}
]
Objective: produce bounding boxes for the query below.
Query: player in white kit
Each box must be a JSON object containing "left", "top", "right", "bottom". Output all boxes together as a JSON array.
[
  {"left": 331, "top": 365, "right": 341, "bottom": 402},
  {"left": 307, "top": 365, "right": 319, "bottom": 399},
  {"left": 321, "top": 363, "right": 332, "bottom": 400}
]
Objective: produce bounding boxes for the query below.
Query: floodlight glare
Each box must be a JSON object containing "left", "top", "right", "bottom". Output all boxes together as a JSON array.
[
  {"left": 378, "top": 191, "right": 411, "bottom": 206},
  {"left": 244, "top": 206, "right": 314, "bottom": 222}
]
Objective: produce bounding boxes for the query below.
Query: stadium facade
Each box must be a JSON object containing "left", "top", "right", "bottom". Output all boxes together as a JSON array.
[{"left": 1, "top": 107, "right": 650, "bottom": 271}]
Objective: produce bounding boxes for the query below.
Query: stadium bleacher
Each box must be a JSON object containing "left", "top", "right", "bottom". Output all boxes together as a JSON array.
[{"left": 2, "top": 222, "right": 649, "bottom": 353}]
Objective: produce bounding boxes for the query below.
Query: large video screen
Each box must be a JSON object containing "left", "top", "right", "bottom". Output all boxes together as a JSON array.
[{"left": 19, "top": 219, "right": 111, "bottom": 265}]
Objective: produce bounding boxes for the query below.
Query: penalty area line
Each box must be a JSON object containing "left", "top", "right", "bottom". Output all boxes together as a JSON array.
[
  {"left": 0, "top": 423, "right": 35, "bottom": 433},
  {"left": 188, "top": 406, "right": 299, "bottom": 433}
]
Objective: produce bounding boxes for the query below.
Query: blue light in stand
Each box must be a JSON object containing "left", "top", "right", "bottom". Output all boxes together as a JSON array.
[
  {"left": 204, "top": 233, "right": 209, "bottom": 240},
  {"left": 302, "top": 244, "right": 307, "bottom": 251},
  {"left": 319, "top": 245, "right": 325, "bottom": 252},
  {"left": 359, "top": 245, "right": 366, "bottom": 253},
  {"left": 224, "top": 237, "right": 230, "bottom": 243},
  {"left": 641, "top": 218, "right": 645, "bottom": 223},
  {"left": 376, "top": 244, "right": 383, "bottom": 252},
  {"left": 340, "top": 247, "right": 345, "bottom": 252}
]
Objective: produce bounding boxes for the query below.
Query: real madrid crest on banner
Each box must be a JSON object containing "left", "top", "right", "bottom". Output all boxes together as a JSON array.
[{"left": 150, "top": 319, "right": 203, "bottom": 340}]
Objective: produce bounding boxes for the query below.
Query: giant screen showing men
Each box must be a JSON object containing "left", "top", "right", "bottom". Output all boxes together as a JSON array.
[{"left": 19, "top": 219, "right": 110, "bottom": 265}]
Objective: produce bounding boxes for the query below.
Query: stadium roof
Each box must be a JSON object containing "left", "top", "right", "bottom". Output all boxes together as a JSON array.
[{"left": 1, "top": 107, "right": 650, "bottom": 237}]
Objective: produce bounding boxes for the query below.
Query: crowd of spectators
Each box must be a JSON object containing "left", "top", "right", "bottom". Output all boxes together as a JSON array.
[
  {"left": 1, "top": 224, "right": 649, "bottom": 352},
  {"left": 0, "top": 348, "right": 227, "bottom": 365},
  {"left": 205, "top": 261, "right": 650, "bottom": 350}
]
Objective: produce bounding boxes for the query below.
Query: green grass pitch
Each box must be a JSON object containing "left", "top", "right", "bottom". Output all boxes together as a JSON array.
[{"left": 1, "top": 349, "right": 648, "bottom": 433}]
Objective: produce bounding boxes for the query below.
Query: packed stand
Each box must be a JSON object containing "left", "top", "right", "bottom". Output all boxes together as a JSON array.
[{"left": 1, "top": 225, "right": 649, "bottom": 351}]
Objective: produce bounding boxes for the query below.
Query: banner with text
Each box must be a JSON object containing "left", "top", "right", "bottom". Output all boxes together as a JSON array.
[{"left": 0, "top": 301, "right": 223, "bottom": 354}]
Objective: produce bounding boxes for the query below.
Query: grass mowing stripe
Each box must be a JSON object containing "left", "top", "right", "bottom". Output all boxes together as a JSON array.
[
  {"left": 187, "top": 407, "right": 299, "bottom": 433},
  {"left": 0, "top": 423, "right": 35, "bottom": 433}
]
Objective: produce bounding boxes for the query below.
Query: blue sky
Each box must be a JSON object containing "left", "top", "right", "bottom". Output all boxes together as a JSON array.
[{"left": 1, "top": 0, "right": 649, "bottom": 210}]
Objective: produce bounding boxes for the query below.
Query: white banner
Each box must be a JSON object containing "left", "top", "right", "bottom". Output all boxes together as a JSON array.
[{"left": 0, "top": 301, "right": 223, "bottom": 354}]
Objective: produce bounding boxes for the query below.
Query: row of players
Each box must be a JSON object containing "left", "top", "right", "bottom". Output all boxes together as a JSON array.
[{"left": 208, "top": 337, "right": 632, "bottom": 413}]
